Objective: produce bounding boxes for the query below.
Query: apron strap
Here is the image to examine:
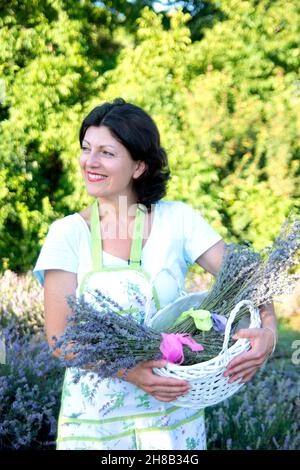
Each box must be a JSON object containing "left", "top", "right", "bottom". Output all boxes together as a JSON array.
[
  {"left": 129, "top": 203, "right": 146, "bottom": 268},
  {"left": 91, "top": 199, "right": 146, "bottom": 271},
  {"left": 91, "top": 199, "right": 103, "bottom": 271}
]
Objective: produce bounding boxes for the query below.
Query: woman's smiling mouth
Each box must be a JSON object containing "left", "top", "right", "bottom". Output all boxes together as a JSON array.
[{"left": 87, "top": 172, "right": 108, "bottom": 182}]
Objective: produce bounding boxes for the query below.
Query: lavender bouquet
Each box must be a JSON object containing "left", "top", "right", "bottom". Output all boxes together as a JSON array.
[
  {"left": 168, "top": 214, "right": 300, "bottom": 357},
  {"left": 50, "top": 290, "right": 210, "bottom": 386}
]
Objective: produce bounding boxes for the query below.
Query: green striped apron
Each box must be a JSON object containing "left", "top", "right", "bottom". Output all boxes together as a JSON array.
[{"left": 56, "top": 199, "right": 206, "bottom": 450}]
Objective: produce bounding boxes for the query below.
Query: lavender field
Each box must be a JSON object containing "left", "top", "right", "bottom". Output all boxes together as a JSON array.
[{"left": 0, "top": 270, "right": 299, "bottom": 450}]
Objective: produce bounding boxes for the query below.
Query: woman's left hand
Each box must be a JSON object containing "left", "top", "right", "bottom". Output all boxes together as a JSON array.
[{"left": 224, "top": 327, "right": 275, "bottom": 384}]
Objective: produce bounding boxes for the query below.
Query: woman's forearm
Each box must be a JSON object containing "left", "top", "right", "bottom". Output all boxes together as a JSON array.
[
  {"left": 259, "top": 301, "right": 277, "bottom": 330},
  {"left": 259, "top": 301, "right": 278, "bottom": 352}
]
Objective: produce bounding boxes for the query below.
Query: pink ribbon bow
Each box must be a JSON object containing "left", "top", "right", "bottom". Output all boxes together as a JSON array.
[{"left": 159, "top": 333, "right": 204, "bottom": 365}]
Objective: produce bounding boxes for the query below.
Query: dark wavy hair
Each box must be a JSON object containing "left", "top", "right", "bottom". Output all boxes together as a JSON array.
[{"left": 79, "top": 98, "right": 171, "bottom": 211}]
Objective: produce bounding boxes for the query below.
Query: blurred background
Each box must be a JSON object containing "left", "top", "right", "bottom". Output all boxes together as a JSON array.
[{"left": 0, "top": 0, "right": 299, "bottom": 450}]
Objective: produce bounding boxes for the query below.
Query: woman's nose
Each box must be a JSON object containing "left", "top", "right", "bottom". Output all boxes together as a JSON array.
[{"left": 86, "top": 151, "right": 101, "bottom": 166}]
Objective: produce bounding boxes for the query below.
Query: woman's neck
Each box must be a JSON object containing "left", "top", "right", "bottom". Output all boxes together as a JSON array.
[{"left": 96, "top": 194, "right": 139, "bottom": 221}]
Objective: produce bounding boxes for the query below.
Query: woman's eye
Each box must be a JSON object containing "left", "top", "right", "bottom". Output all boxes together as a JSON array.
[{"left": 80, "top": 147, "right": 115, "bottom": 157}]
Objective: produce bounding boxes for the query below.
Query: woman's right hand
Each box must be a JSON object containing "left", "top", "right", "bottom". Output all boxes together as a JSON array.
[{"left": 124, "top": 359, "right": 191, "bottom": 402}]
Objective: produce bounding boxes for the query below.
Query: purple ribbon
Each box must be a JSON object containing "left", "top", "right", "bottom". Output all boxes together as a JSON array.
[{"left": 211, "top": 312, "right": 228, "bottom": 333}]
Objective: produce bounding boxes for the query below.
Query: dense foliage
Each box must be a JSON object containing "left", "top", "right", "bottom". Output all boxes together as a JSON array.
[{"left": 0, "top": 0, "right": 299, "bottom": 272}]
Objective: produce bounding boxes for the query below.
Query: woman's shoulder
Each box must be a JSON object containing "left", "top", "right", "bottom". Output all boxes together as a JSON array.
[
  {"left": 157, "top": 200, "right": 211, "bottom": 230},
  {"left": 157, "top": 199, "right": 190, "bottom": 215},
  {"left": 159, "top": 199, "right": 206, "bottom": 214},
  {"left": 157, "top": 199, "right": 186, "bottom": 208},
  {"left": 48, "top": 211, "right": 87, "bottom": 239},
  {"left": 50, "top": 213, "right": 81, "bottom": 228}
]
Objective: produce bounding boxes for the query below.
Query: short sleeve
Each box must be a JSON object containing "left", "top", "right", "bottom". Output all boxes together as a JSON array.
[
  {"left": 181, "top": 202, "right": 223, "bottom": 266},
  {"left": 32, "top": 216, "right": 79, "bottom": 287}
]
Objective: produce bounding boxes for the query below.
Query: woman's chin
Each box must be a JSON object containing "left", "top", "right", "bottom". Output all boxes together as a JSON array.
[{"left": 85, "top": 185, "right": 106, "bottom": 196}]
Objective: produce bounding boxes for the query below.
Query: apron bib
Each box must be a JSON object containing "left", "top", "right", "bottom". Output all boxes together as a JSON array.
[{"left": 56, "top": 199, "right": 206, "bottom": 450}]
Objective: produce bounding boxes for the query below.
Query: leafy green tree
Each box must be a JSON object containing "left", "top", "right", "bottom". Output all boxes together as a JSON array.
[
  {"left": 181, "top": 0, "right": 300, "bottom": 247},
  {"left": 0, "top": 1, "right": 299, "bottom": 272},
  {"left": 0, "top": 0, "right": 116, "bottom": 271}
]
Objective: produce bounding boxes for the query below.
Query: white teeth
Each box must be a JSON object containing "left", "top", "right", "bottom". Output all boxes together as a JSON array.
[{"left": 88, "top": 173, "right": 107, "bottom": 180}]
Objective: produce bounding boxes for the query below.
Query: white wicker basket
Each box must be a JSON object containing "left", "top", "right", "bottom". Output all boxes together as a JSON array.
[{"left": 148, "top": 292, "right": 261, "bottom": 409}]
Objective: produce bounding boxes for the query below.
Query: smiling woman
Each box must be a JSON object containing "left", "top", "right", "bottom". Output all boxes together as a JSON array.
[
  {"left": 78, "top": 98, "right": 171, "bottom": 212},
  {"left": 33, "top": 97, "right": 224, "bottom": 451},
  {"left": 79, "top": 125, "right": 147, "bottom": 210}
]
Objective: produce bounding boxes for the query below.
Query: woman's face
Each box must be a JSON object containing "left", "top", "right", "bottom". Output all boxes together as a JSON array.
[{"left": 79, "top": 125, "right": 146, "bottom": 205}]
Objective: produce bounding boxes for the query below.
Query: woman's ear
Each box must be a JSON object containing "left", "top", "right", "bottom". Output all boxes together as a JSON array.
[{"left": 133, "top": 161, "right": 147, "bottom": 179}]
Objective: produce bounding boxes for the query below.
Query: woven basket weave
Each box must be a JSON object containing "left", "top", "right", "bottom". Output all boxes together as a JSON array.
[{"left": 148, "top": 292, "right": 261, "bottom": 409}]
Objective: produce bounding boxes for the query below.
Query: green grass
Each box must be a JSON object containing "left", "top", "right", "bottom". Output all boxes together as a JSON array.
[{"left": 275, "top": 318, "right": 300, "bottom": 360}]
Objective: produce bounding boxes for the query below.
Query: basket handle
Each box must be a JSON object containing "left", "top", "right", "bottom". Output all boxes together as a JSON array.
[{"left": 220, "top": 299, "right": 260, "bottom": 354}]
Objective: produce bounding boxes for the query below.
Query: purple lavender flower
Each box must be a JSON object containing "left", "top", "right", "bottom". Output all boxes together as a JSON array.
[
  {"left": 51, "top": 289, "right": 205, "bottom": 388},
  {"left": 0, "top": 321, "right": 63, "bottom": 449}
]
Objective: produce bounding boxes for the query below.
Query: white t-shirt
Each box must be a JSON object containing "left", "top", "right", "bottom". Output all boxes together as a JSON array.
[{"left": 32, "top": 200, "right": 223, "bottom": 308}]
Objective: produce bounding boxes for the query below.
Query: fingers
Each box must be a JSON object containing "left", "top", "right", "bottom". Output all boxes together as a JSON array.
[
  {"left": 142, "top": 359, "right": 168, "bottom": 368},
  {"left": 142, "top": 373, "right": 191, "bottom": 401},
  {"left": 240, "top": 369, "right": 257, "bottom": 383},
  {"left": 148, "top": 371, "right": 190, "bottom": 388},
  {"left": 150, "top": 377, "right": 190, "bottom": 388},
  {"left": 141, "top": 359, "right": 190, "bottom": 388},
  {"left": 226, "top": 351, "right": 255, "bottom": 369},
  {"left": 153, "top": 389, "right": 189, "bottom": 399},
  {"left": 152, "top": 390, "right": 190, "bottom": 402},
  {"left": 129, "top": 361, "right": 191, "bottom": 394},
  {"left": 224, "top": 359, "right": 260, "bottom": 378},
  {"left": 233, "top": 328, "right": 261, "bottom": 339},
  {"left": 227, "top": 347, "right": 267, "bottom": 373},
  {"left": 226, "top": 349, "right": 263, "bottom": 370},
  {"left": 152, "top": 395, "right": 176, "bottom": 402},
  {"left": 142, "top": 369, "right": 191, "bottom": 396},
  {"left": 148, "top": 384, "right": 190, "bottom": 394},
  {"left": 226, "top": 366, "right": 258, "bottom": 384},
  {"left": 143, "top": 376, "right": 190, "bottom": 394}
]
